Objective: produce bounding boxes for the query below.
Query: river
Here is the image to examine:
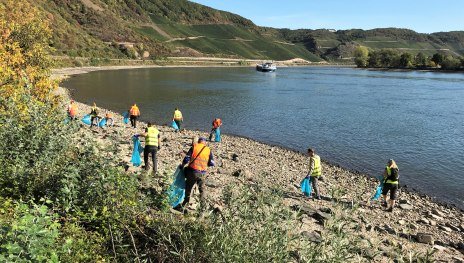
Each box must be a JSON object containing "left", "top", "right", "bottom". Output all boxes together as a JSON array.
[{"left": 62, "top": 66, "right": 464, "bottom": 209}]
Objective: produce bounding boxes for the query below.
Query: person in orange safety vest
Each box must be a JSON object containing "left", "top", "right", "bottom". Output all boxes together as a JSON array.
[
  {"left": 67, "top": 100, "right": 78, "bottom": 120},
  {"left": 129, "top": 104, "right": 140, "bottom": 128},
  {"left": 178, "top": 137, "right": 214, "bottom": 211}
]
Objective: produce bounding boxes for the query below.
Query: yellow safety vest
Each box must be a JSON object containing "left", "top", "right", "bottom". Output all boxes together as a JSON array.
[
  {"left": 145, "top": 127, "right": 159, "bottom": 146},
  {"left": 311, "top": 155, "right": 322, "bottom": 177},
  {"left": 385, "top": 166, "right": 399, "bottom": 184},
  {"left": 174, "top": 110, "right": 182, "bottom": 120}
]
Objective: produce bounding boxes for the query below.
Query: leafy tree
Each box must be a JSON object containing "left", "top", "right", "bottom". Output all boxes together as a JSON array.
[
  {"left": 414, "top": 52, "right": 428, "bottom": 68},
  {"left": 431, "top": 53, "right": 445, "bottom": 66},
  {"left": 367, "top": 50, "right": 381, "bottom": 67},
  {"left": 399, "top": 52, "right": 413, "bottom": 68},
  {"left": 353, "top": 46, "right": 369, "bottom": 67},
  {"left": 379, "top": 49, "right": 400, "bottom": 68},
  {"left": 441, "top": 55, "right": 461, "bottom": 70}
]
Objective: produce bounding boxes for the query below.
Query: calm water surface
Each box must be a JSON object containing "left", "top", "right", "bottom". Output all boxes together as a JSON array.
[{"left": 63, "top": 67, "right": 464, "bottom": 209}]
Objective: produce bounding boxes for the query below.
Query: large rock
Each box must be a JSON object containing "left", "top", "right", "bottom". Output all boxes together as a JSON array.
[
  {"left": 313, "top": 210, "right": 332, "bottom": 224},
  {"left": 439, "top": 225, "right": 452, "bottom": 232},
  {"left": 415, "top": 233, "right": 434, "bottom": 245},
  {"left": 291, "top": 204, "right": 317, "bottom": 217},
  {"left": 399, "top": 204, "right": 414, "bottom": 210},
  {"left": 301, "top": 231, "right": 322, "bottom": 243},
  {"left": 431, "top": 208, "right": 445, "bottom": 217}
]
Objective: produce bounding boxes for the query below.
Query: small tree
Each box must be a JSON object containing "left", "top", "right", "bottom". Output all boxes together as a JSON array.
[
  {"left": 353, "top": 46, "right": 369, "bottom": 67},
  {"left": 414, "top": 52, "right": 427, "bottom": 68},
  {"left": 431, "top": 53, "right": 445, "bottom": 67}
]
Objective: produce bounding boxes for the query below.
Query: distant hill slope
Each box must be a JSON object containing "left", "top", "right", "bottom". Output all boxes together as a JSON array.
[{"left": 28, "top": 0, "right": 464, "bottom": 62}]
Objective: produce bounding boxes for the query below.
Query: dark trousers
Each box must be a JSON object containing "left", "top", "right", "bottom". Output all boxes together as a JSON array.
[
  {"left": 182, "top": 168, "right": 206, "bottom": 209},
  {"left": 311, "top": 176, "right": 320, "bottom": 198},
  {"left": 90, "top": 116, "right": 99, "bottom": 127},
  {"left": 130, "top": 115, "right": 137, "bottom": 128},
  {"left": 174, "top": 120, "right": 182, "bottom": 130},
  {"left": 144, "top": 146, "right": 158, "bottom": 174}
]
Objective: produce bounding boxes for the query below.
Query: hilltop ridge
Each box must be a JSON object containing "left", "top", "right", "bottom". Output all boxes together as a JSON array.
[{"left": 26, "top": 0, "right": 464, "bottom": 63}]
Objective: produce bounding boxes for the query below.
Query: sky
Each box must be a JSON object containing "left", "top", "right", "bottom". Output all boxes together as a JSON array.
[{"left": 189, "top": 0, "right": 464, "bottom": 33}]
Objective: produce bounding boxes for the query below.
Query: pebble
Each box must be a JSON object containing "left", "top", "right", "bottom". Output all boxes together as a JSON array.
[{"left": 398, "top": 219, "right": 406, "bottom": 225}]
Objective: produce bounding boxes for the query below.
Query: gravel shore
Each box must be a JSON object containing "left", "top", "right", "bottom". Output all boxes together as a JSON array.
[{"left": 62, "top": 94, "right": 464, "bottom": 262}]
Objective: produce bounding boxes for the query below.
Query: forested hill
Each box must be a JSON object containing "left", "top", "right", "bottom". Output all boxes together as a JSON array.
[{"left": 29, "top": 0, "right": 464, "bottom": 62}]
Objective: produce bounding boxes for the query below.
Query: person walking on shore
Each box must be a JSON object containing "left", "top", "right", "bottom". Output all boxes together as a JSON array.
[
  {"left": 382, "top": 159, "right": 399, "bottom": 212},
  {"left": 305, "top": 148, "right": 322, "bottom": 199},
  {"left": 173, "top": 108, "right": 183, "bottom": 132},
  {"left": 105, "top": 112, "right": 114, "bottom": 127},
  {"left": 67, "top": 100, "right": 78, "bottom": 121},
  {"left": 178, "top": 137, "right": 214, "bottom": 212},
  {"left": 209, "top": 118, "right": 222, "bottom": 141},
  {"left": 129, "top": 104, "right": 140, "bottom": 128},
  {"left": 90, "top": 102, "right": 99, "bottom": 127},
  {"left": 138, "top": 122, "right": 161, "bottom": 174}
]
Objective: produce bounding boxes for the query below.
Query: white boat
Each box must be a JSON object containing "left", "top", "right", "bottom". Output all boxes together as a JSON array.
[{"left": 256, "top": 62, "right": 276, "bottom": 72}]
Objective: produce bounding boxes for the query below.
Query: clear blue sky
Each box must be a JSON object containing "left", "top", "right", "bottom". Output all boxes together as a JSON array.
[{"left": 189, "top": 0, "right": 464, "bottom": 33}]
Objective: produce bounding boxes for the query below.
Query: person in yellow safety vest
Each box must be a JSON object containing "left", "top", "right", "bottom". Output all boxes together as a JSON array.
[
  {"left": 129, "top": 104, "right": 141, "bottom": 128},
  {"left": 90, "top": 102, "right": 99, "bottom": 127},
  {"left": 138, "top": 122, "right": 161, "bottom": 174},
  {"left": 382, "top": 159, "right": 399, "bottom": 212},
  {"left": 209, "top": 118, "right": 222, "bottom": 141},
  {"left": 173, "top": 108, "right": 183, "bottom": 132},
  {"left": 67, "top": 100, "right": 78, "bottom": 120},
  {"left": 305, "top": 148, "right": 322, "bottom": 200},
  {"left": 178, "top": 137, "right": 215, "bottom": 211}
]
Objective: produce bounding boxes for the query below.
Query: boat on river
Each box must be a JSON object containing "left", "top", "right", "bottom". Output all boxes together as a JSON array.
[{"left": 256, "top": 62, "right": 276, "bottom": 72}]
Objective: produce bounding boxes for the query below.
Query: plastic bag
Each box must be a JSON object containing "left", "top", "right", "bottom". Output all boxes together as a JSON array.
[
  {"left": 167, "top": 167, "right": 186, "bottom": 207},
  {"left": 300, "top": 177, "right": 312, "bottom": 197},
  {"left": 215, "top": 128, "right": 221, "bottom": 142},
  {"left": 98, "top": 118, "right": 107, "bottom": 128},
  {"left": 81, "top": 114, "right": 91, "bottom": 125},
  {"left": 371, "top": 176, "right": 384, "bottom": 200},
  {"left": 123, "top": 111, "right": 129, "bottom": 124},
  {"left": 171, "top": 120, "right": 179, "bottom": 130},
  {"left": 131, "top": 136, "right": 143, "bottom": 167}
]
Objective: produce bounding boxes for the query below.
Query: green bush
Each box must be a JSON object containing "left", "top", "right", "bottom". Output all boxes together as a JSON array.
[{"left": 0, "top": 200, "right": 61, "bottom": 262}]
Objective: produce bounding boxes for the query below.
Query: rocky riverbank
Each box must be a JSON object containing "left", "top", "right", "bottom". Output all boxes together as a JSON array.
[{"left": 63, "top": 92, "right": 464, "bottom": 262}]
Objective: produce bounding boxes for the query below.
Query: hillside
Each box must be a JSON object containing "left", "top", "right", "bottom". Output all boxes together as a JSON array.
[{"left": 27, "top": 0, "right": 464, "bottom": 62}]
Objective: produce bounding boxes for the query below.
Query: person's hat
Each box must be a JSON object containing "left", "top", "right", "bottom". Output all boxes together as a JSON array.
[{"left": 198, "top": 137, "right": 206, "bottom": 142}]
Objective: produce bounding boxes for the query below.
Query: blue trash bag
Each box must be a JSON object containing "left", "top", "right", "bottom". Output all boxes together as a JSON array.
[
  {"left": 98, "top": 118, "right": 107, "bottom": 128},
  {"left": 371, "top": 176, "right": 384, "bottom": 201},
  {"left": 64, "top": 117, "right": 70, "bottom": 124},
  {"left": 131, "top": 136, "right": 143, "bottom": 167},
  {"left": 167, "top": 167, "right": 186, "bottom": 207},
  {"left": 215, "top": 128, "right": 221, "bottom": 142},
  {"left": 123, "top": 111, "right": 129, "bottom": 124},
  {"left": 171, "top": 120, "right": 179, "bottom": 130},
  {"left": 300, "top": 177, "right": 312, "bottom": 197},
  {"left": 81, "top": 114, "right": 91, "bottom": 125}
]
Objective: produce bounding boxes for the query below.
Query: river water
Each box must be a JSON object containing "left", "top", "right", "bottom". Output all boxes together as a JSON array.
[{"left": 63, "top": 67, "right": 464, "bottom": 209}]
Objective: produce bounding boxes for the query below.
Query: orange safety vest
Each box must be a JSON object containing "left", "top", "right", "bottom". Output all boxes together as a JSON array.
[
  {"left": 213, "top": 118, "right": 222, "bottom": 128},
  {"left": 69, "top": 104, "right": 78, "bottom": 117},
  {"left": 189, "top": 143, "right": 211, "bottom": 171},
  {"left": 130, "top": 106, "right": 140, "bottom": 116}
]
